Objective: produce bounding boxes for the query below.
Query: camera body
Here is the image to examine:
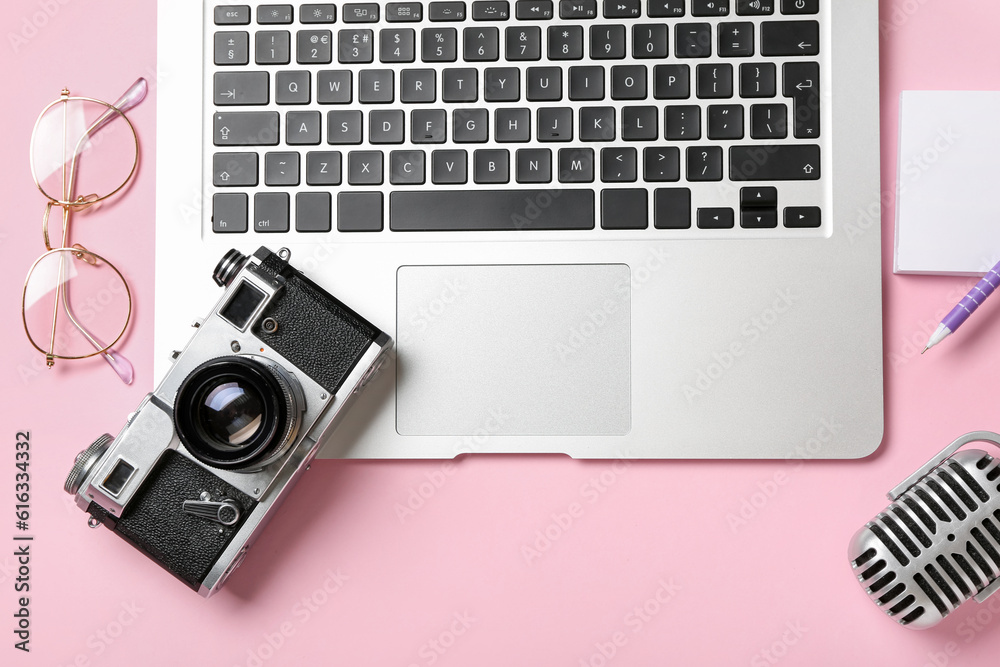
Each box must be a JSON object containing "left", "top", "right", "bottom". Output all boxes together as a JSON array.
[{"left": 65, "top": 247, "right": 391, "bottom": 597}]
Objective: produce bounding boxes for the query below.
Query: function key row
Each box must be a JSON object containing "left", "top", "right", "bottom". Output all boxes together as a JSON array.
[
  {"left": 215, "top": 1, "right": 819, "bottom": 25},
  {"left": 214, "top": 22, "right": 819, "bottom": 66}
]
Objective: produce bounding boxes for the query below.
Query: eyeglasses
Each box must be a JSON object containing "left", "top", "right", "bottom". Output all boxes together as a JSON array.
[{"left": 21, "top": 79, "right": 147, "bottom": 384}]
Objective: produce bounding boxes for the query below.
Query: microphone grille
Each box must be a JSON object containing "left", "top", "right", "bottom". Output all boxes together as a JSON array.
[{"left": 849, "top": 449, "right": 1000, "bottom": 629}]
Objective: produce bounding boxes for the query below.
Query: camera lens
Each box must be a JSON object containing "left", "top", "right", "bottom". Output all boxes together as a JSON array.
[{"left": 174, "top": 357, "right": 299, "bottom": 469}]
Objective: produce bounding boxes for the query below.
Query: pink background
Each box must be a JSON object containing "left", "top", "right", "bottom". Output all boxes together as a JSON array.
[{"left": 3, "top": 1, "right": 1000, "bottom": 665}]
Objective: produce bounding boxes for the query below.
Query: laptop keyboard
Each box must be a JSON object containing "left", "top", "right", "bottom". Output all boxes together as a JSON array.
[{"left": 206, "top": 0, "right": 826, "bottom": 234}]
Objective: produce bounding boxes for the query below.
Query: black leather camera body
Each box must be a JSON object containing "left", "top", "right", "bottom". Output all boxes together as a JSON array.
[{"left": 65, "top": 247, "right": 391, "bottom": 596}]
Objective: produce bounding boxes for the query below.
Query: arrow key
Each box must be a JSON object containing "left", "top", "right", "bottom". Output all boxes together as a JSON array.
[
  {"left": 698, "top": 207, "right": 735, "bottom": 229},
  {"left": 784, "top": 206, "right": 821, "bottom": 228},
  {"left": 760, "top": 20, "right": 819, "bottom": 56},
  {"left": 740, "top": 186, "right": 777, "bottom": 208},
  {"left": 741, "top": 208, "right": 777, "bottom": 229}
]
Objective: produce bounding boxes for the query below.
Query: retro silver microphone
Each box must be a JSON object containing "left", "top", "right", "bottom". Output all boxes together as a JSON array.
[{"left": 849, "top": 431, "right": 1000, "bottom": 629}]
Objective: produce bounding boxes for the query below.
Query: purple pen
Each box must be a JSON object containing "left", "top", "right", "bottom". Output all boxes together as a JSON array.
[{"left": 923, "top": 259, "right": 1000, "bottom": 353}]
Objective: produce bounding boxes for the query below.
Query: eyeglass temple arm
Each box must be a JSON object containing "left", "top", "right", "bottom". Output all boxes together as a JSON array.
[{"left": 64, "top": 78, "right": 148, "bottom": 206}]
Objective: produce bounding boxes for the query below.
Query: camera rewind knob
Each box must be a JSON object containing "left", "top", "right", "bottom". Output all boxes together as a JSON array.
[
  {"left": 64, "top": 434, "right": 114, "bottom": 495},
  {"left": 213, "top": 249, "right": 249, "bottom": 287}
]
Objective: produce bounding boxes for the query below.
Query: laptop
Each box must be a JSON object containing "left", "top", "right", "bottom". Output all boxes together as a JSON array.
[{"left": 155, "top": 0, "right": 883, "bottom": 459}]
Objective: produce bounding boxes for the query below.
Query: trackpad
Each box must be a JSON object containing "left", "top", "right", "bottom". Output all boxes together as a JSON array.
[{"left": 396, "top": 265, "right": 630, "bottom": 437}]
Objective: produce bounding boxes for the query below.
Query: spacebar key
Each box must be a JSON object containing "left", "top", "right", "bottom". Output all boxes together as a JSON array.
[{"left": 390, "top": 190, "right": 595, "bottom": 231}]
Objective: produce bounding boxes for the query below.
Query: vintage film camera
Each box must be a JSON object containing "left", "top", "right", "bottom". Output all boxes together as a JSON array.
[{"left": 65, "top": 247, "right": 391, "bottom": 596}]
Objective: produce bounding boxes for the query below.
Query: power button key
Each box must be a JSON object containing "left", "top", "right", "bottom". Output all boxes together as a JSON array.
[{"left": 781, "top": 0, "right": 819, "bottom": 14}]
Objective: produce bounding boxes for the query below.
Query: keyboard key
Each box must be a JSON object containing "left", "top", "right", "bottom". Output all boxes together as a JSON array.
[
  {"left": 654, "top": 64, "right": 690, "bottom": 99},
  {"left": 549, "top": 25, "right": 584, "bottom": 60},
  {"left": 387, "top": 3, "right": 425, "bottom": 21},
  {"left": 213, "top": 152, "right": 258, "bottom": 186},
  {"left": 558, "top": 147, "right": 595, "bottom": 182},
  {"left": 591, "top": 25, "right": 626, "bottom": 59},
  {"left": 604, "top": 0, "right": 640, "bottom": 18},
  {"left": 569, "top": 66, "right": 605, "bottom": 100},
  {"left": 327, "top": 110, "right": 363, "bottom": 144},
  {"left": 692, "top": 0, "right": 729, "bottom": 16},
  {"left": 560, "top": 0, "right": 597, "bottom": 19},
  {"left": 429, "top": 1, "right": 467, "bottom": 20},
  {"left": 784, "top": 61, "right": 820, "bottom": 138},
  {"left": 687, "top": 146, "right": 723, "bottom": 181},
  {"left": 360, "top": 69, "right": 394, "bottom": 103},
  {"left": 474, "top": 149, "right": 510, "bottom": 183},
  {"left": 517, "top": 1, "right": 554, "bottom": 20},
  {"left": 441, "top": 68, "right": 479, "bottom": 102},
  {"left": 737, "top": 0, "right": 773, "bottom": 14},
  {"left": 506, "top": 26, "right": 542, "bottom": 60},
  {"left": 526, "top": 67, "right": 562, "bottom": 101},
  {"left": 264, "top": 151, "right": 300, "bottom": 185},
  {"left": 707, "top": 105, "right": 743, "bottom": 140},
  {"left": 781, "top": 0, "right": 818, "bottom": 14},
  {"left": 401, "top": 69, "right": 436, "bottom": 102},
  {"left": 214, "top": 32, "right": 249, "bottom": 65},
  {"left": 254, "top": 193, "right": 290, "bottom": 232},
  {"left": 343, "top": 3, "right": 380, "bottom": 22},
  {"left": 370, "top": 109, "right": 404, "bottom": 143},
  {"left": 286, "top": 111, "right": 321, "bottom": 145},
  {"left": 580, "top": 107, "right": 615, "bottom": 141},
  {"left": 784, "top": 206, "right": 821, "bottom": 228},
  {"left": 537, "top": 107, "right": 572, "bottom": 141},
  {"left": 676, "top": 23, "right": 712, "bottom": 58},
  {"left": 256, "top": 30, "right": 291, "bottom": 64},
  {"left": 214, "top": 112, "right": 279, "bottom": 146},
  {"left": 601, "top": 147, "right": 637, "bottom": 182},
  {"left": 338, "top": 192, "right": 384, "bottom": 231},
  {"left": 495, "top": 108, "right": 531, "bottom": 141},
  {"left": 464, "top": 27, "right": 500, "bottom": 61},
  {"left": 306, "top": 151, "right": 342, "bottom": 184},
  {"left": 295, "top": 192, "right": 331, "bottom": 232},
  {"left": 215, "top": 6, "right": 250, "bottom": 25},
  {"left": 516, "top": 148, "right": 552, "bottom": 183},
  {"left": 275, "top": 71, "right": 310, "bottom": 104},
  {"left": 761, "top": 21, "right": 819, "bottom": 56},
  {"left": 317, "top": 70, "right": 352, "bottom": 103},
  {"left": 633, "top": 24, "right": 669, "bottom": 59},
  {"left": 750, "top": 104, "right": 787, "bottom": 139},
  {"left": 649, "top": 0, "right": 685, "bottom": 17},
  {"left": 622, "top": 106, "right": 657, "bottom": 141},
  {"left": 602, "top": 189, "right": 647, "bottom": 229},
  {"left": 453, "top": 108, "right": 489, "bottom": 142},
  {"left": 644, "top": 147, "right": 680, "bottom": 182},
  {"left": 390, "top": 150, "right": 426, "bottom": 184},
  {"left": 348, "top": 150, "right": 384, "bottom": 184},
  {"left": 431, "top": 149, "right": 468, "bottom": 183},
  {"left": 654, "top": 188, "right": 691, "bottom": 229},
  {"left": 485, "top": 67, "right": 520, "bottom": 101},
  {"left": 740, "top": 63, "right": 777, "bottom": 98},
  {"left": 472, "top": 1, "right": 510, "bottom": 20},
  {"left": 664, "top": 106, "right": 700, "bottom": 140},
  {"left": 741, "top": 208, "right": 778, "bottom": 228},
  {"left": 719, "top": 22, "right": 754, "bottom": 57},
  {"left": 422, "top": 27, "right": 458, "bottom": 61},
  {"left": 729, "top": 145, "right": 820, "bottom": 180},
  {"left": 390, "top": 190, "right": 595, "bottom": 230},
  {"left": 612, "top": 65, "right": 647, "bottom": 100},
  {"left": 381, "top": 28, "right": 417, "bottom": 62},
  {"left": 412, "top": 109, "right": 447, "bottom": 142},
  {"left": 697, "top": 63, "right": 733, "bottom": 98},
  {"left": 214, "top": 71, "right": 269, "bottom": 105},
  {"left": 741, "top": 186, "right": 778, "bottom": 208},
  {"left": 213, "top": 193, "right": 248, "bottom": 233},
  {"left": 258, "top": 5, "right": 293, "bottom": 24},
  {"left": 698, "top": 207, "right": 734, "bottom": 229},
  {"left": 300, "top": 4, "right": 337, "bottom": 23},
  {"left": 339, "top": 29, "right": 374, "bottom": 62}
]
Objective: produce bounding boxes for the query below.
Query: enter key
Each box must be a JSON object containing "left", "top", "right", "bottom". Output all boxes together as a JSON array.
[{"left": 783, "top": 62, "right": 820, "bottom": 139}]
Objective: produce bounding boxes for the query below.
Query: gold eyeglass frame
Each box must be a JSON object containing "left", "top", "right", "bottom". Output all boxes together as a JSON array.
[{"left": 21, "top": 88, "right": 139, "bottom": 366}]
